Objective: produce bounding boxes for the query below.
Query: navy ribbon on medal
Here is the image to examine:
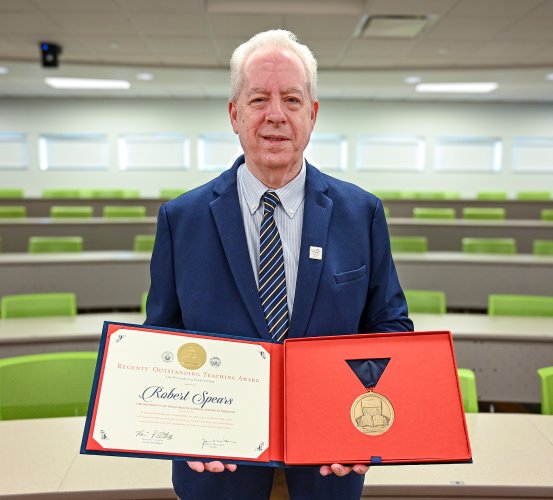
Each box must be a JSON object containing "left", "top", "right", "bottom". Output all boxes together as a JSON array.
[{"left": 346, "top": 358, "right": 390, "bottom": 390}]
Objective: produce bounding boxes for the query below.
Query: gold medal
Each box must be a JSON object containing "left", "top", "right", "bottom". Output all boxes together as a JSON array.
[
  {"left": 177, "top": 343, "right": 207, "bottom": 370},
  {"left": 350, "top": 390, "right": 394, "bottom": 436}
]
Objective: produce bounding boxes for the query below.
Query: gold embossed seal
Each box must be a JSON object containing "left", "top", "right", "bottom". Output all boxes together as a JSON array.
[
  {"left": 177, "top": 343, "right": 207, "bottom": 370},
  {"left": 350, "top": 391, "right": 394, "bottom": 436}
]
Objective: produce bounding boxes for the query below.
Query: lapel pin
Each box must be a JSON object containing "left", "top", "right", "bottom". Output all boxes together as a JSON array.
[{"left": 309, "top": 246, "right": 323, "bottom": 260}]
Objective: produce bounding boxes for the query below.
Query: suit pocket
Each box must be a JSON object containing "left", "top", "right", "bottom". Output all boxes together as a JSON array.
[{"left": 334, "top": 265, "right": 367, "bottom": 285}]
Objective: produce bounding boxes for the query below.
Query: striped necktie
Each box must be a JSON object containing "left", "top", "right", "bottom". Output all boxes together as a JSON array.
[{"left": 258, "top": 191, "right": 289, "bottom": 341}]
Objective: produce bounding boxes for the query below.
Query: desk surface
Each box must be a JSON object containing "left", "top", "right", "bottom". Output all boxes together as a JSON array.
[{"left": 0, "top": 414, "right": 552, "bottom": 499}]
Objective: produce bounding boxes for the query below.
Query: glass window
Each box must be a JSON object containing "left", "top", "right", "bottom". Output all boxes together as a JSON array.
[
  {"left": 356, "top": 135, "right": 425, "bottom": 171},
  {"left": 435, "top": 136, "right": 502, "bottom": 173},
  {"left": 118, "top": 133, "right": 190, "bottom": 171},
  {"left": 39, "top": 133, "right": 109, "bottom": 171},
  {"left": 512, "top": 137, "right": 553, "bottom": 173},
  {"left": 0, "top": 132, "right": 28, "bottom": 170},
  {"left": 305, "top": 133, "right": 348, "bottom": 171}
]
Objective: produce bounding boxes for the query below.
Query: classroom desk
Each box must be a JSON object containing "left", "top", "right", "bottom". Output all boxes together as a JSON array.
[
  {"left": 0, "top": 197, "right": 164, "bottom": 217},
  {"left": 0, "top": 312, "right": 144, "bottom": 358},
  {"left": 388, "top": 217, "right": 553, "bottom": 253},
  {"left": 412, "top": 313, "right": 553, "bottom": 404},
  {"left": 382, "top": 199, "right": 553, "bottom": 220},
  {"left": 0, "top": 217, "right": 157, "bottom": 252},
  {"left": 0, "top": 251, "right": 150, "bottom": 309},
  {"left": 1, "top": 251, "right": 552, "bottom": 311},
  {"left": 1, "top": 312, "right": 550, "bottom": 404},
  {"left": 0, "top": 414, "right": 552, "bottom": 499},
  {"left": 394, "top": 252, "right": 553, "bottom": 310}
]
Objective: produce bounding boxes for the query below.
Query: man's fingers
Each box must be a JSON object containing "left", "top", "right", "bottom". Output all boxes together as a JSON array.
[
  {"left": 187, "top": 461, "right": 236, "bottom": 473},
  {"left": 320, "top": 463, "right": 370, "bottom": 476}
]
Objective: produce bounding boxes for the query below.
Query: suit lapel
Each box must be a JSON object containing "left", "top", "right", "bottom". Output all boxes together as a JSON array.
[
  {"left": 210, "top": 157, "right": 271, "bottom": 340},
  {"left": 289, "top": 164, "right": 333, "bottom": 338}
]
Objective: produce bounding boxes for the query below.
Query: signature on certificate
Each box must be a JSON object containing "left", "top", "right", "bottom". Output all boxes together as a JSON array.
[{"left": 202, "top": 438, "right": 237, "bottom": 450}]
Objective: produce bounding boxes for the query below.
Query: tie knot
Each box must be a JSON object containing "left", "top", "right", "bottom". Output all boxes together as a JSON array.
[{"left": 262, "top": 191, "right": 280, "bottom": 216}]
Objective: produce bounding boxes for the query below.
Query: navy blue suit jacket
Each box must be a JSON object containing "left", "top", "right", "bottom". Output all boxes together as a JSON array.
[
  {"left": 145, "top": 156, "right": 413, "bottom": 499},
  {"left": 146, "top": 155, "right": 412, "bottom": 339}
]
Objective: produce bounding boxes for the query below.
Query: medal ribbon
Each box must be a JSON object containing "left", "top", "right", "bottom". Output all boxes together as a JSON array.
[{"left": 346, "top": 358, "right": 390, "bottom": 391}]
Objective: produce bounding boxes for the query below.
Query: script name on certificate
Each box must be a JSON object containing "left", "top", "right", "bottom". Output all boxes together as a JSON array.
[{"left": 91, "top": 328, "right": 271, "bottom": 459}]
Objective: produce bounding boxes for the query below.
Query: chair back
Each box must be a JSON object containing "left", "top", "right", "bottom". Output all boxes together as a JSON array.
[
  {"left": 457, "top": 368, "right": 478, "bottom": 413},
  {"left": 488, "top": 294, "right": 553, "bottom": 317},
  {"left": 517, "top": 191, "right": 550, "bottom": 201},
  {"left": 390, "top": 236, "right": 428, "bottom": 253},
  {"left": 462, "top": 237, "right": 516, "bottom": 254},
  {"left": 1, "top": 292, "right": 77, "bottom": 319},
  {"left": 404, "top": 290, "right": 446, "bottom": 314},
  {"left": 42, "top": 189, "right": 81, "bottom": 198},
  {"left": 160, "top": 188, "right": 186, "bottom": 200},
  {"left": 476, "top": 191, "right": 508, "bottom": 200},
  {"left": 413, "top": 207, "right": 456, "bottom": 219},
  {"left": 462, "top": 207, "right": 506, "bottom": 220},
  {"left": 533, "top": 240, "right": 553, "bottom": 256},
  {"left": 0, "top": 352, "right": 96, "bottom": 420},
  {"left": 134, "top": 234, "right": 156, "bottom": 252},
  {"left": 50, "top": 206, "right": 94, "bottom": 218},
  {"left": 542, "top": 209, "right": 553, "bottom": 221},
  {"left": 103, "top": 205, "right": 146, "bottom": 218},
  {"left": 0, "top": 206, "right": 26, "bottom": 218},
  {"left": 0, "top": 189, "right": 24, "bottom": 199},
  {"left": 537, "top": 366, "right": 553, "bottom": 415},
  {"left": 141, "top": 291, "right": 148, "bottom": 315},
  {"left": 28, "top": 236, "right": 83, "bottom": 253}
]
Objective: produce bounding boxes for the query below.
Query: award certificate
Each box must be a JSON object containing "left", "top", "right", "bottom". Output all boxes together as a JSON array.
[{"left": 85, "top": 325, "right": 271, "bottom": 461}]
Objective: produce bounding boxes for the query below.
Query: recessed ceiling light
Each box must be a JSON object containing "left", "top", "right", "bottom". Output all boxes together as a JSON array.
[
  {"left": 45, "top": 77, "right": 131, "bottom": 90},
  {"left": 416, "top": 82, "right": 498, "bottom": 93},
  {"left": 546, "top": 72, "right": 553, "bottom": 81},
  {"left": 136, "top": 73, "right": 154, "bottom": 81},
  {"left": 0, "top": 66, "right": 8, "bottom": 75},
  {"left": 405, "top": 75, "right": 422, "bottom": 84}
]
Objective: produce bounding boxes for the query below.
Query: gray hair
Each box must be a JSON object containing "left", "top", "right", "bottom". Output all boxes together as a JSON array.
[{"left": 229, "top": 29, "right": 317, "bottom": 102}]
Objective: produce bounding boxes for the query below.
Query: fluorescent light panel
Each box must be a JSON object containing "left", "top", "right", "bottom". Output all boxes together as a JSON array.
[
  {"left": 416, "top": 82, "right": 498, "bottom": 94},
  {"left": 546, "top": 72, "right": 553, "bottom": 81},
  {"left": 45, "top": 77, "right": 130, "bottom": 90}
]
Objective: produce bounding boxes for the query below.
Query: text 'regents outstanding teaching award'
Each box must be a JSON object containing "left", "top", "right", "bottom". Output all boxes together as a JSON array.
[{"left": 82, "top": 322, "right": 472, "bottom": 466}]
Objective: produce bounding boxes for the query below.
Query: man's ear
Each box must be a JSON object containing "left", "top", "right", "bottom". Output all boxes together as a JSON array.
[{"left": 229, "top": 100, "right": 239, "bottom": 134}]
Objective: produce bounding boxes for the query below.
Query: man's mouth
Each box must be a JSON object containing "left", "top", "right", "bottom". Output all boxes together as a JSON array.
[{"left": 262, "top": 135, "right": 288, "bottom": 142}]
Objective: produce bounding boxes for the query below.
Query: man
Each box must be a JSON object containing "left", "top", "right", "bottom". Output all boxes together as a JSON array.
[{"left": 146, "top": 29, "right": 413, "bottom": 500}]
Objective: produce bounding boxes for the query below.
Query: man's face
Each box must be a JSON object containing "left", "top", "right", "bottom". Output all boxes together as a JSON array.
[{"left": 229, "top": 48, "right": 318, "bottom": 179}]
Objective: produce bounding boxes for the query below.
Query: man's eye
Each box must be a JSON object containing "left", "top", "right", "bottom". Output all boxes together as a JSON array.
[{"left": 286, "top": 97, "right": 300, "bottom": 104}]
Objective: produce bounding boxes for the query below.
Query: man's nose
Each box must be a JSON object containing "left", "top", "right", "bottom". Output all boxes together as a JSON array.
[{"left": 266, "top": 98, "right": 286, "bottom": 124}]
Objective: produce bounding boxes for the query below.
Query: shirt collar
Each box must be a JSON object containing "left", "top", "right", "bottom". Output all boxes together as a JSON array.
[{"left": 239, "top": 159, "right": 306, "bottom": 219}]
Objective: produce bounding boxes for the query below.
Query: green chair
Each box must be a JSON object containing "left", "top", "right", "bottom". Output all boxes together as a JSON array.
[
  {"left": 488, "top": 294, "right": 553, "bottom": 317},
  {"left": 404, "top": 290, "right": 446, "bottom": 314},
  {"left": 542, "top": 209, "right": 553, "bottom": 221},
  {"left": 413, "top": 207, "right": 455, "bottom": 219},
  {"left": 457, "top": 368, "right": 478, "bottom": 413},
  {"left": 123, "top": 189, "right": 140, "bottom": 198},
  {"left": 537, "top": 366, "right": 553, "bottom": 415},
  {"left": 160, "top": 188, "right": 187, "bottom": 200},
  {"left": 42, "top": 189, "right": 81, "bottom": 198},
  {"left": 372, "top": 191, "right": 402, "bottom": 200},
  {"left": 516, "top": 191, "right": 550, "bottom": 201},
  {"left": 141, "top": 291, "right": 148, "bottom": 314},
  {"left": 0, "top": 352, "right": 97, "bottom": 420},
  {"left": 89, "top": 189, "right": 125, "bottom": 199},
  {"left": 28, "top": 236, "right": 84, "bottom": 253},
  {"left": 103, "top": 206, "right": 146, "bottom": 218},
  {"left": 533, "top": 240, "right": 553, "bottom": 256},
  {"left": 443, "top": 192, "right": 462, "bottom": 200},
  {"left": 383, "top": 206, "right": 390, "bottom": 218},
  {"left": 476, "top": 191, "right": 508, "bottom": 201},
  {"left": 134, "top": 234, "right": 155, "bottom": 252},
  {"left": 462, "top": 207, "right": 506, "bottom": 220},
  {"left": 0, "top": 189, "right": 24, "bottom": 199},
  {"left": 1, "top": 292, "right": 77, "bottom": 318},
  {"left": 413, "top": 192, "right": 448, "bottom": 200},
  {"left": 399, "top": 191, "right": 417, "bottom": 199},
  {"left": 0, "top": 206, "right": 26, "bottom": 218},
  {"left": 462, "top": 238, "right": 516, "bottom": 254},
  {"left": 390, "top": 236, "right": 428, "bottom": 253},
  {"left": 50, "top": 206, "right": 94, "bottom": 218}
]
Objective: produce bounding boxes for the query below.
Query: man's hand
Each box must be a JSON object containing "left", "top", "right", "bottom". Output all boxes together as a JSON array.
[
  {"left": 320, "top": 464, "right": 369, "bottom": 476},
  {"left": 187, "top": 461, "right": 237, "bottom": 473}
]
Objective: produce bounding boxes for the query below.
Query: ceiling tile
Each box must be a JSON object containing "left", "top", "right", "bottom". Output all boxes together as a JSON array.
[
  {"left": 208, "top": 14, "right": 285, "bottom": 38},
  {"left": 408, "top": 40, "right": 483, "bottom": 58},
  {"left": 448, "top": 0, "right": 543, "bottom": 17},
  {"left": 148, "top": 38, "right": 217, "bottom": 56},
  {"left": 475, "top": 40, "right": 549, "bottom": 58},
  {"left": 366, "top": 0, "right": 457, "bottom": 16},
  {"left": 48, "top": 12, "right": 137, "bottom": 36},
  {"left": 118, "top": 0, "right": 205, "bottom": 13},
  {"left": 131, "top": 13, "right": 208, "bottom": 37},
  {"left": 284, "top": 14, "right": 360, "bottom": 39},
  {"left": 0, "top": 0, "right": 35, "bottom": 11},
  {"left": 160, "top": 54, "right": 220, "bottom": 67},
  {"left": 30, "top": 0, "right": 119, "bottom": 11},
  {"left": 0, "top": 12, "right": 62, "bottom": 35},
  {"left": 424, "top": 16, "right": 515, "bottom": 40},
  {"left": 346, "top": 39, "right": 415, "bottom": 57}
]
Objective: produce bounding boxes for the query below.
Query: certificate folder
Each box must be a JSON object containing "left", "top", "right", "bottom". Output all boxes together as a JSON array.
[{"left": 81, "top": 322, "right": 472, "bottom": 467}]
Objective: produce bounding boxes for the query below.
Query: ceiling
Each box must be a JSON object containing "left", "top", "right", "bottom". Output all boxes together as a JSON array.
[{"left": 0, "top": 0, "right": 552, "bottom": 101}]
